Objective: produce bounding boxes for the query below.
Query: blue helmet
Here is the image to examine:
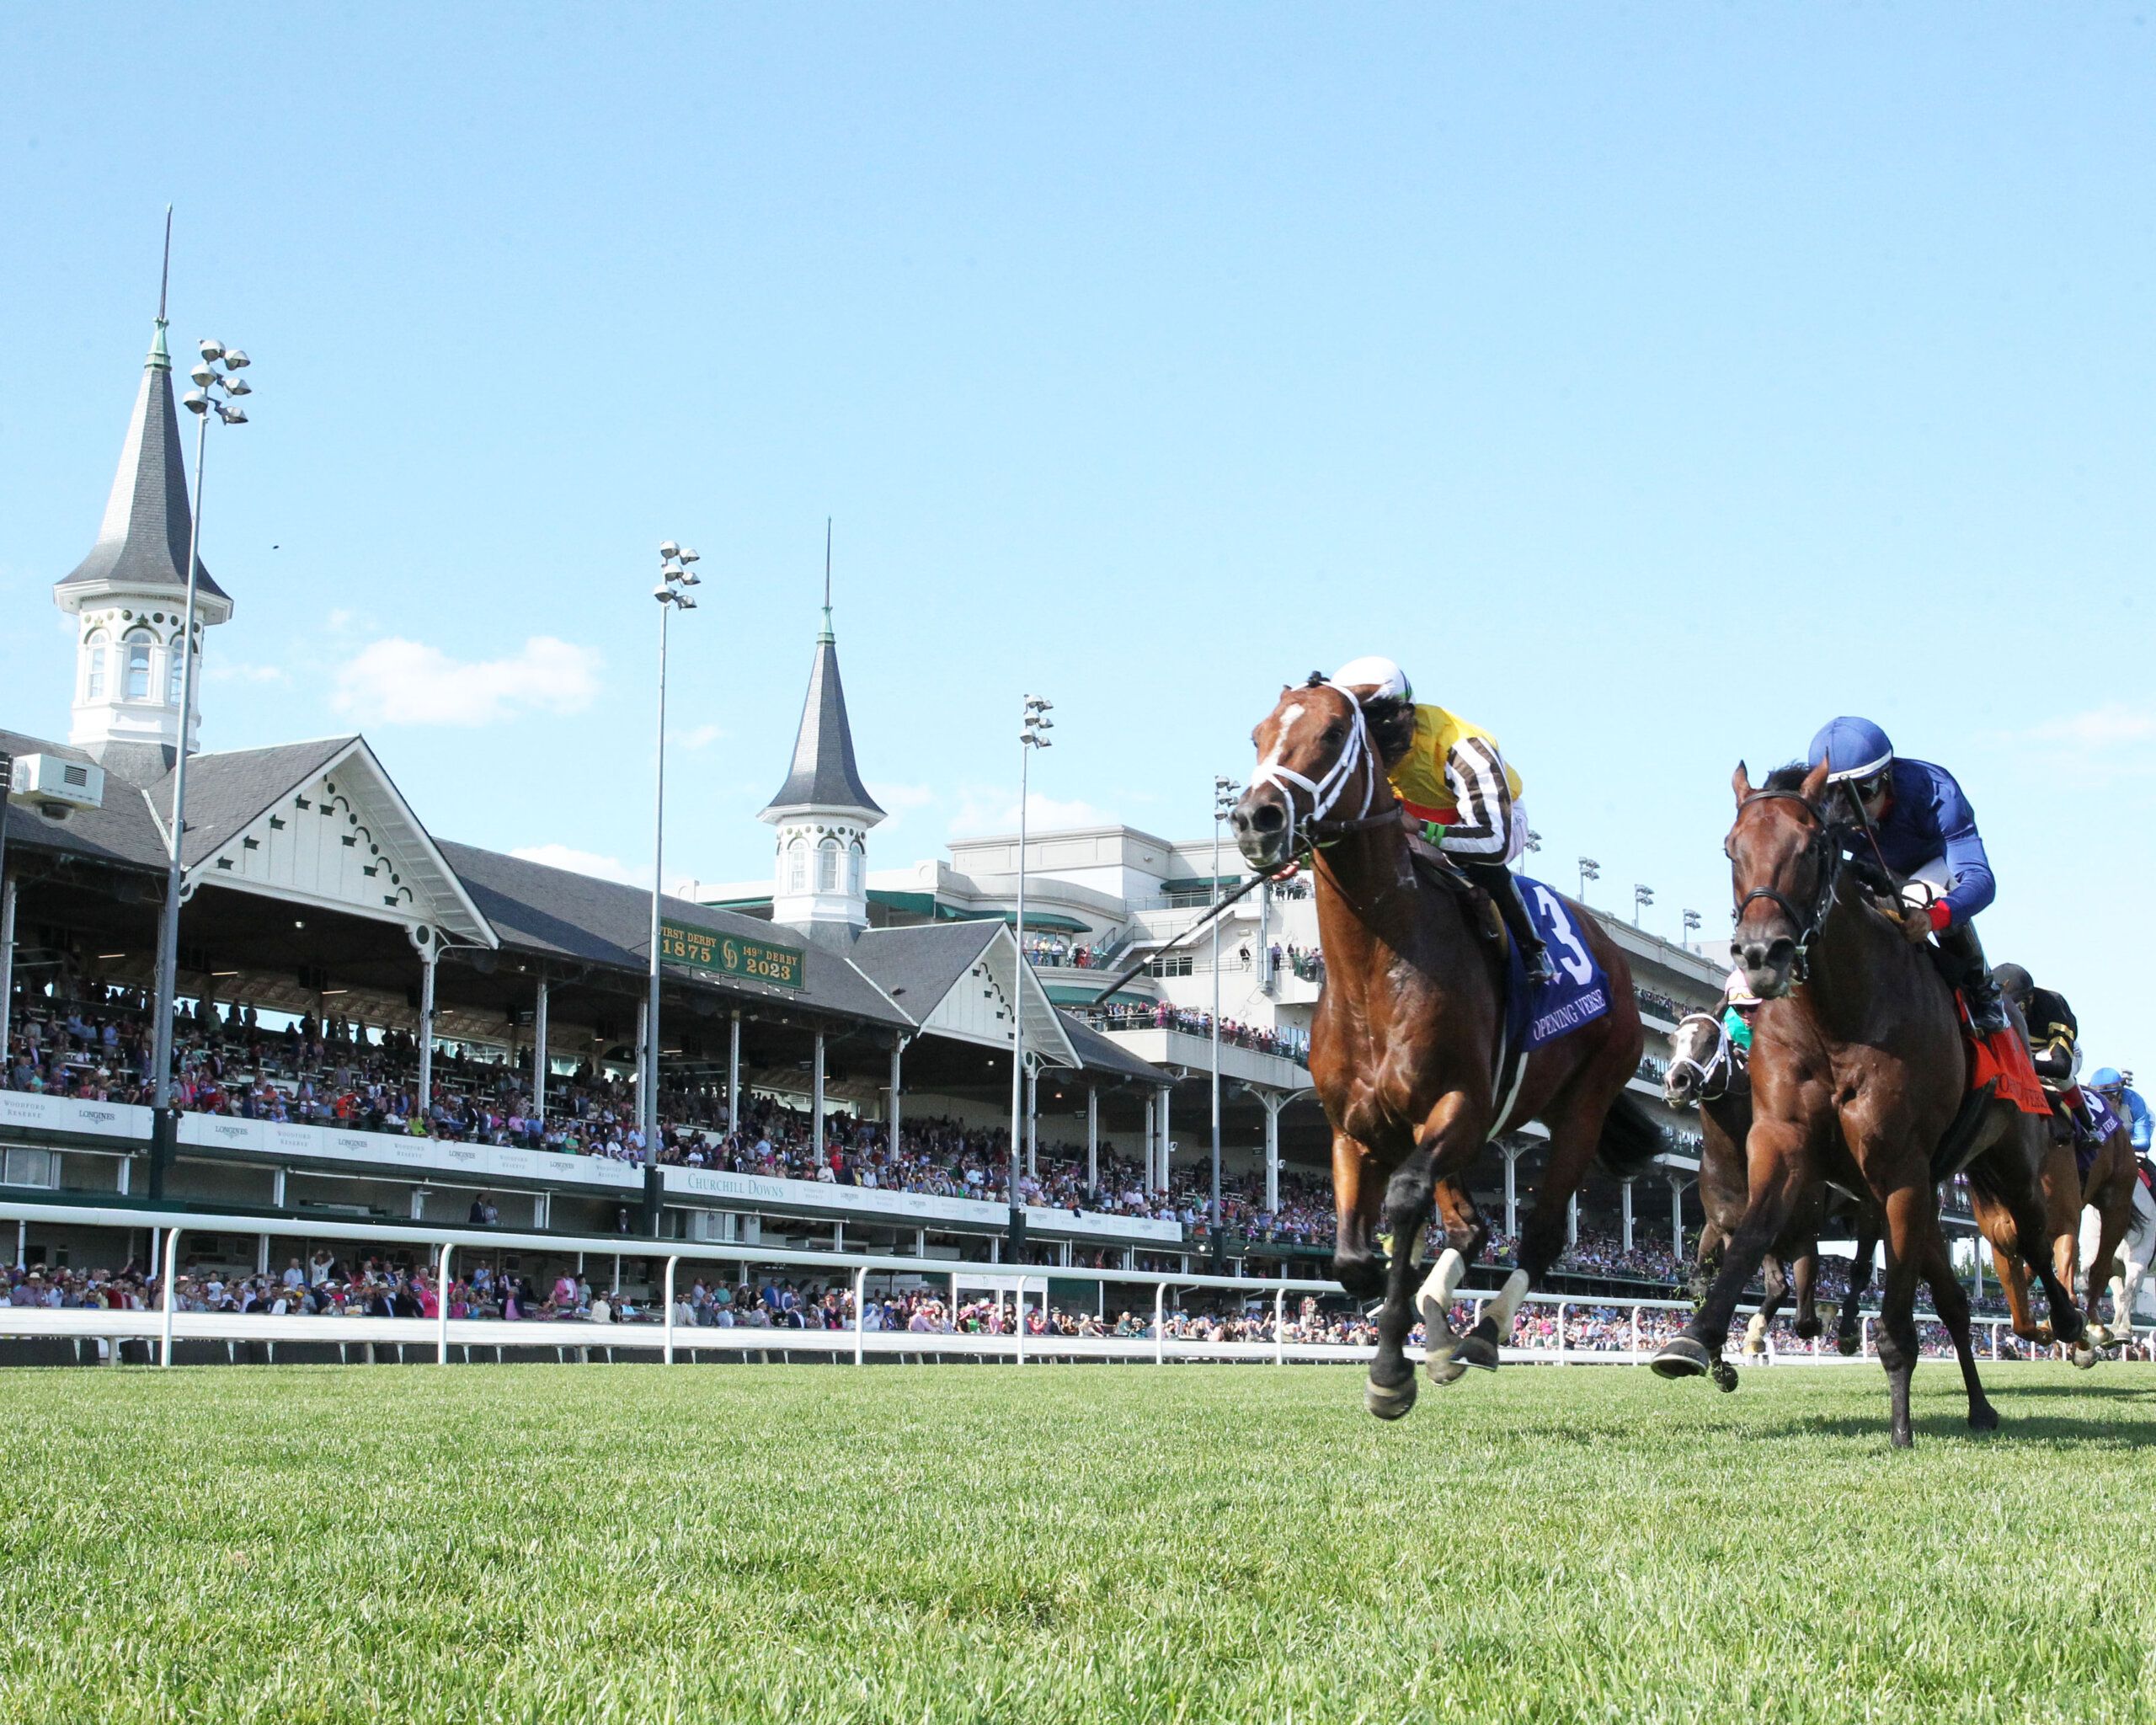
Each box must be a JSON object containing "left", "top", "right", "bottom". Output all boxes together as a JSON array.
[
  {"left": 1808, "top": 717, "right": 1894, "bottom": 783},
  {"left": 2090, "top": 1066, "right": 2124, "bottom": 1090}
]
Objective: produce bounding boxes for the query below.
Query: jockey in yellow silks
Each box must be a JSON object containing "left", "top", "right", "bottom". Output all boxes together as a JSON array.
[{"left": 1332, "top": 655, "right": 1554, "bottom": 985}]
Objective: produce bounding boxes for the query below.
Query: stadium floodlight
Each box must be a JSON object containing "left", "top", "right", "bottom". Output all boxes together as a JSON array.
[
  {"left": 221, "top": 374, "right": 250, "bottom": 396},
  {"left": 1683, "top": 909, "right": 1701, "bottom": 942},
  {"left": 1010, "top": 692, "right": 1056, "bottom": 1263},
  {"left": 1633, "top": 884, "right": 1655, "bottom": 927},
  {"left": 1577, "top": 857, "right": 1600, "bottom": 903},
  {"left": 1209, "top": 773, "right": 1245, "bottom": 1263},
  {"left": 148, "top": 322, "right": 256, "bottom": 1203},
  {"left": 640, "top": 537, "right": 702, "bottom": 1235},
  {"left": 1524, "top": 827, "right": 1544, "bottom": 854},
  {"left": 677, "top": 546, "right": 699, "bottom": 563}
]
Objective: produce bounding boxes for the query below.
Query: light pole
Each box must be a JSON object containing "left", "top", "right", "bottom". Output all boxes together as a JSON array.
[
  {"left": 1577, "top": 857, "right": 1599, "bottom": 905},
  {"left": 1210, "top": 773, "right": 1240, "bottom": 1268},
  {"left": 1524, "top": 827, "right": 1543, "bottom": 856},
  {"left": 1010, "top": 695, "right": 1052, "bottom": 1264},
  {"left": 642, "top": 541, "right": 700, "bottom": 1235},
  {"left": 1682, "top": 909, "right": 1701, "bottom": 949},
  {"left": 1633, "top": 884, "right": 1654, "bottom": 928},
  {"left": 148, "top": 337, "right": 252, "bottom": 1199}
]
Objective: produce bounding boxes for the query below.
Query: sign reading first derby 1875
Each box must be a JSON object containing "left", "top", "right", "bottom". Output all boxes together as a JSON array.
[{"left": 659, "top": 919, "right": 805, "bottom": 990}]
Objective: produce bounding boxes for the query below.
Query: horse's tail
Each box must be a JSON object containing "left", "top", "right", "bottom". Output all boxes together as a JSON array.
[{"left": 1595, "top": 1091, "right": 1664, "bottom": 1180}]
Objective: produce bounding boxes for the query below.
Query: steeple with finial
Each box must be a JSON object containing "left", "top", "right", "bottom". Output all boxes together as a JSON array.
[
  {"left": 54, "top": 210, "right": 234, "bottom": 779},
  {"left": 760, "top": 520, "right": 884, "bottom": 938}
]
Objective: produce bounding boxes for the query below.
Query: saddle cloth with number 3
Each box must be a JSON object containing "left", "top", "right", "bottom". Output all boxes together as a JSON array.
[{"left": 1506, "top": 877, "right": 1612, "bottom": 1055}]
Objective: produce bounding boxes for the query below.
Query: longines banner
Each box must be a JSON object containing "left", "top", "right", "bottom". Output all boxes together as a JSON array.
[{"left": 659, "top": 919, "right": 805, "bottom": 990}]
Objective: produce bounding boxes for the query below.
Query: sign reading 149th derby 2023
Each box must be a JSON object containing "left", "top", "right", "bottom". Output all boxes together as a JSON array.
[{"left": 658, "top": 919, "right": 805, "bottom": 990}]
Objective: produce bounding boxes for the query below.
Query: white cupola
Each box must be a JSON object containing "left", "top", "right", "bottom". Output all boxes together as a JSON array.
[
  {"left": 759, "top": 592, "right": 883, "bottom": 938},
  {"left": 53, "top": 310, "right": 232, "bottom": 781}
]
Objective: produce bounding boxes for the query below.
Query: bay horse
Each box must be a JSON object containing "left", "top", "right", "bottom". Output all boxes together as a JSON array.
[
  {"left": 1229, "top": 676, "right": 1661, "bottom": 1419},
  {"left": 1651, "top": 761, "right": 2081, "bottom": 1446},
  {"left": 1663, "top": 1012, "right": 1880, "bottom": 1365},
  {"left": 1984, "top": 1091, "right": 2145, "bottom": 1358}
]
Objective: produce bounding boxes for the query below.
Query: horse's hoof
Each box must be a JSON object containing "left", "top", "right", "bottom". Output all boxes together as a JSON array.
[
  {"left": 1364, "top": 1375, "right": 1417, "bottom": 1420},
  {"left": 1451, "top": 1334, "right": 1500, "bottom": 1373},
  {"left": 1835, "top": 1332, "right": 1860, "bottom": 1358},
  {"left": 1422, "top": 1339, "right": 1467, "bottom": 1386},
  {"left": 1968, "top": 1402, "right": 2000, "bottom": 1434},
  {"left": 2087, "top": 1323, "right": 2116, "bottom": 1349},
  {"left": 1710, "top": 1359, "right": 1741, "bottom": 1394},
  {"left": 1891, "top": 1426, "right": 1914, "bottom": 1451},
  {"left": 1793, "top": 1316, "right": 1822, "bottom": 1342},
  {"left": 2071, "top": 1345, "right": 2098, "bottom": 1372},
  {"left": 1651, "top": 1337, "right": 1712, "bottom": 1381}
]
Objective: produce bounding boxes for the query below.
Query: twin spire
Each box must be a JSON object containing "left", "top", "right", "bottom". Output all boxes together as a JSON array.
[{"left": 760, "top": 520, "right": 883, "bottom": 826}]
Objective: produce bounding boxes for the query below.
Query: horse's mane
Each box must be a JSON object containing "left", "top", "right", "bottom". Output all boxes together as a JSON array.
[{"left": 1762, "top": 761, "right": 1812, "bottom": 793}]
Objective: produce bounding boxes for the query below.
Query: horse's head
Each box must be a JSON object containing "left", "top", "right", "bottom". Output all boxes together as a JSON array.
[
  {"left": 1229, "top": 676, "right": 1393, "bottom": 874},
  {"left": 1663, "top": 1012, "right": 1728, "bottom": 1106},
  {"left": 1726, "top": 758, "right": 1834, "bottom": 1000}
]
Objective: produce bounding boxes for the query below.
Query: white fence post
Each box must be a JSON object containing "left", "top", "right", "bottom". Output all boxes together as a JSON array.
[
  {"left": 160, "top": 1226, "right": 178, "bottom": 1368},
  {"left": 1630, "top": 1306, "right": 1641, "bottom": 1361},
  {"left": 1861, "top": 1315, "right": 1872, "bottom": 1359},
  {"left": 664, "top": 1256, "right": 679, "bottom": 1365},
  {"left": 1556, "top": 1301, "right": 1566, "bottom": 1366},
  {"left": 436, "top": 1242, "right": 451, "bottom": 1365},
  {"left": 1274, "top": 1287, "right": 1285, "bottom": 1365},
  {"left": 1015, "top": 1276, "right": 1025, "bottom": 1367},
  {"left": 853, "top": 1265, "right": 867, "bottom": 1367},
  {"left": 1155, "top": 1284, "right": 1166, "bottom": 1365}
]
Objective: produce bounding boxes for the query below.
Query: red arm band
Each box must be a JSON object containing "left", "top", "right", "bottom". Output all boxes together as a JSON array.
[{"left": 1928, "top": 900, "right": 1953, "bottom": 933}]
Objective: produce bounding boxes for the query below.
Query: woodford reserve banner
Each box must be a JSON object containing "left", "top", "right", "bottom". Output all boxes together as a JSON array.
[{"left": 658, "top": 919, "right": 806, "bottom": 990}]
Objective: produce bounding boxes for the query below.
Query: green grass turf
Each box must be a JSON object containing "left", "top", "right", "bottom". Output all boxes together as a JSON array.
[{"left": 3, "top": 1362, "right": 2153, "bottom": 1724}]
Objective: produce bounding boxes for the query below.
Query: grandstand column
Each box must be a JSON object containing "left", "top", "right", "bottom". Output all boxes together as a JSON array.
[
  {"left": 12, "top": 1220, "right": 22, "bottom": 1269},
  {"left": 1567, "top": 1194, "right": 1578, "bottom": 1247},
  {"left": 813, "top": 1032, "right": 826, "bottom": 1162},
  {"left": 532, "top": 975, "right": 549, "bottom": 1121},
  {"left": 1667, "top": 1174, "right": 1686, "bottom": 1255},
  {"left": 414, "top": 932, "right": 437, "bottom": 1123},
  {"left": 1143, "top": 1097, "right": 1155, "bottom": 1190},
  {"left": 889, "top": 1035, "right": 905, "bottom": 1150},
  {"left": 1086, "top": 1087, "right": 1097, "bottom": 1194},
  {"left": 1026, "top": 1065, "right": 1038, "bottom": 1178},
  {"left": 1257, "top": 1090, "right": 1284, "bottom": 1211},
  {"left": 1502, "top": 1141, "right": 1521, "bottom": 1236},
  {"left": 0, "top": 870, "right": 15, "bottom": 1030},
  {"left": 256, "top": 1235, "right": 268, "bottom": 1276},
  {"left": 1156, "top": 1083, "right": 1171, "bottom": 1193},
  {"left": 1620, "top": 1178, "right": 1635, "bottom": 1252},
  {"left": 727, "top": 1012, "right": 740, "bottom": 1136}
]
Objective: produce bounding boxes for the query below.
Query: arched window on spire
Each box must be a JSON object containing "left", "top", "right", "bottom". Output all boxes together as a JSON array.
[
  {"left": 167, "top": 635, "right": 188, "bottom": 705},
  {"left": 816, "top": 837, "right": 840, "bottom": 894},
  {"left": 122, "top": 628, "right": 153, "bottom": 701},
  {"left": 847, "top": 841, "right": 865, "bottom": 895},
  {"left": 785, "top": 839, "right": 807, "bottom": 895},
  {"left": 85, "top": 632, "right": 108, "bottom": 702}
]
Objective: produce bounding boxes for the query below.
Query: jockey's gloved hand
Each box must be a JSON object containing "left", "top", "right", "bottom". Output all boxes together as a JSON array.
[{"left": 1898, "top": 905, "right": 1934, "bottom": 945}]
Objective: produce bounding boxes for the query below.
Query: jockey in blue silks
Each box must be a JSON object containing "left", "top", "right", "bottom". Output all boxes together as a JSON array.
[
  {"left": 2090, "top": 1068, "right": 2153, "bottom": 1160},
  {"left": 1806, "top": 717, "right": 2008, "bottom": 1035}
]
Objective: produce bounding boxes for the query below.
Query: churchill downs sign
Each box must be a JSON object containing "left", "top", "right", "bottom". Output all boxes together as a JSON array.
[{"left": 659, "top": 919, "right": 805, "bottom": 990}]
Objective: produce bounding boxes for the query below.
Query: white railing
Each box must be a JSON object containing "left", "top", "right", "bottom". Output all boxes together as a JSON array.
[{"left": 0, "top": 1200, "right": 2108, "bottom": 1370}]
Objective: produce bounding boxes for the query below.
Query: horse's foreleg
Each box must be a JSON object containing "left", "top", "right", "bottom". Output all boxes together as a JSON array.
[
  {"left": 1329, "top": 1130, "right": 1388, "bottom": 1300},
  {"left": 1416, "top": 1177, "right": 1485, "bottom": 1385},
  {"left": 2082, "top": 1192, "right": 2131, "bottom": 1347},
  {"left": 1365, "top": 1097, "right": 1476, "bottom": 1419},
  {"left": 1790, "top": 1247, "right": 1822, "bottom": 1341},
  {"left": 1743, "top": 1257, "right": 1790, "bottom": 1357},
  {"left": 1874, "top": 1182, "right": 1932, "bottom": 1450},
  {"left": 1656, "top": 1124, "right": 1809, "bottom": 1388}
]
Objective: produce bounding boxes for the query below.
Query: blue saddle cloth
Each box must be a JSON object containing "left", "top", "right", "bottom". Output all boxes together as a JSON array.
[{"left": 1503, "top": 876, "right": 1614, "bottom": 1055}]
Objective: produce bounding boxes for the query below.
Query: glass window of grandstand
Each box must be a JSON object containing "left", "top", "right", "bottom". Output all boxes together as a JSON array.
[
  {"left": 123, "top": 628, "right": 153, "bottom": 700},
  {"left": 84, "top": 631, "right": 107, "bottom": 700},
  {"left": 816, "top": 837, "right": 840, "bottom": 892},
  {"left": 785, "top": 839, "right": 807, "bottom": 894},
  {"left": 1145, "top": 953, "right": 1193, "bottom": 978}
]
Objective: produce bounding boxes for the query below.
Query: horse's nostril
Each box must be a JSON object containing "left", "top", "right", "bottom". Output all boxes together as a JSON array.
[{"left": 1251, "top": 804, "right": 1285, "bottom": 834}]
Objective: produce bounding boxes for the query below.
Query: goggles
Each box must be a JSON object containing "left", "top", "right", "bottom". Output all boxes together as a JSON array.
[{"left": 1849, "top": 766, "right": 1892, "bottom": 804}]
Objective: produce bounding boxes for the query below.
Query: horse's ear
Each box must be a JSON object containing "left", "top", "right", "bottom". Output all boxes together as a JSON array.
[
  {"left": 1732, "top": 761, "right": 1753, "bottom": 805},
  {"left": 1801, "top": 758, "right": 1832, "bottom": 806}
]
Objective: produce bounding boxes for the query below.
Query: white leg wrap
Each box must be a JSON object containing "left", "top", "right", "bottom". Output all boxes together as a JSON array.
[
  {"left": 1486, "top": 1269, "right": 1529, "bottom": 1340},
  {"left": 1416, "top": 1248, "right": 1467, "bottom": 1338}
]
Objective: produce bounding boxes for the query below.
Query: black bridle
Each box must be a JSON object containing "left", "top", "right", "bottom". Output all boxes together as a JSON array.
[{"left": 1728, "top": 788, "right": 1847, "bottom": 984}]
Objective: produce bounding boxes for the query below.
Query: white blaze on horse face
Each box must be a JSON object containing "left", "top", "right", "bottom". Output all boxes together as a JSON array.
[{"left": 1262, "top": 702, "right": 1306, "bottom": 773}]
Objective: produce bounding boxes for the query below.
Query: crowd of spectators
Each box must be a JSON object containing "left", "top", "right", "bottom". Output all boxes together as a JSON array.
[{"left": 1078, "top": 1001, "right": 1309, "bottom": 1060}]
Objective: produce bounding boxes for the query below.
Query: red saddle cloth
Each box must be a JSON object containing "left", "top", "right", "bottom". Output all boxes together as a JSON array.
[{"left": 1960, "top": 1007, "right": 2051, "bottom": 1117}]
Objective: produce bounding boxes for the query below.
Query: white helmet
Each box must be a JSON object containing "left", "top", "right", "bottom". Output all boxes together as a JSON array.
[{"left": 1331, "top": 655, "right": 1412, "bottom": 704}]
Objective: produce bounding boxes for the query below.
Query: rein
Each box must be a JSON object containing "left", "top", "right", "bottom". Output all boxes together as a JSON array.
[{"left": 1730, "top": 788, "right": 1845, "bottom": 984}]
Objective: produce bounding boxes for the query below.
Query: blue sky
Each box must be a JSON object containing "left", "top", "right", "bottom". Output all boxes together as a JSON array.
[{"left": 3, "top": 6, "right": 2152, "bottom": 1062}]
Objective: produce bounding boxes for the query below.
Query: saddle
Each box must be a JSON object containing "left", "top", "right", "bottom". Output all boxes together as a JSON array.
[{"left": 1931, "top": 999, "right": 2051, "bottom": 1182}]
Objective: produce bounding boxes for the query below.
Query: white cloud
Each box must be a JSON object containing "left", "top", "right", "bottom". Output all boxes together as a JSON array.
[
  {"left": 332, "top": 635, "right": 602, "bottom": 726},
  {"left": 2030, "top": 702, "right": 2156, "bottom": 749},
  {"left": 209, "top": 661, "right": 289, "bottom": 685},
  {"left": 947, "top": 787, "right": 1113, "bottom": 836},
  {"left": 675, "top": 723, "right": 725, "bottom": 750},
  {"left": 327, "top": 609, "right": 355, "bottom": 631},
  {"left": 510, "top": 844, "right": 652, "bottom": 889}
]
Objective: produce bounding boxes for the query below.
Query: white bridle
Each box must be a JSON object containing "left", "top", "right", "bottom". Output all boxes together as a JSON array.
[
  {"left": 1665, "top": 1010, "right": 1737, "bottom": 1102},
  {"left": 1246, "top": 690, "right": 1380, "bottom": 857}
]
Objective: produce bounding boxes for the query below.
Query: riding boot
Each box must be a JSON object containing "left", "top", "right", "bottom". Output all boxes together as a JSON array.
[
  {"left": 1937, "top": 918, "right": 2009, "bottom": 1038},
  {"left": 1466, "top": 862, "right": 1556, "bottom": 986}
]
